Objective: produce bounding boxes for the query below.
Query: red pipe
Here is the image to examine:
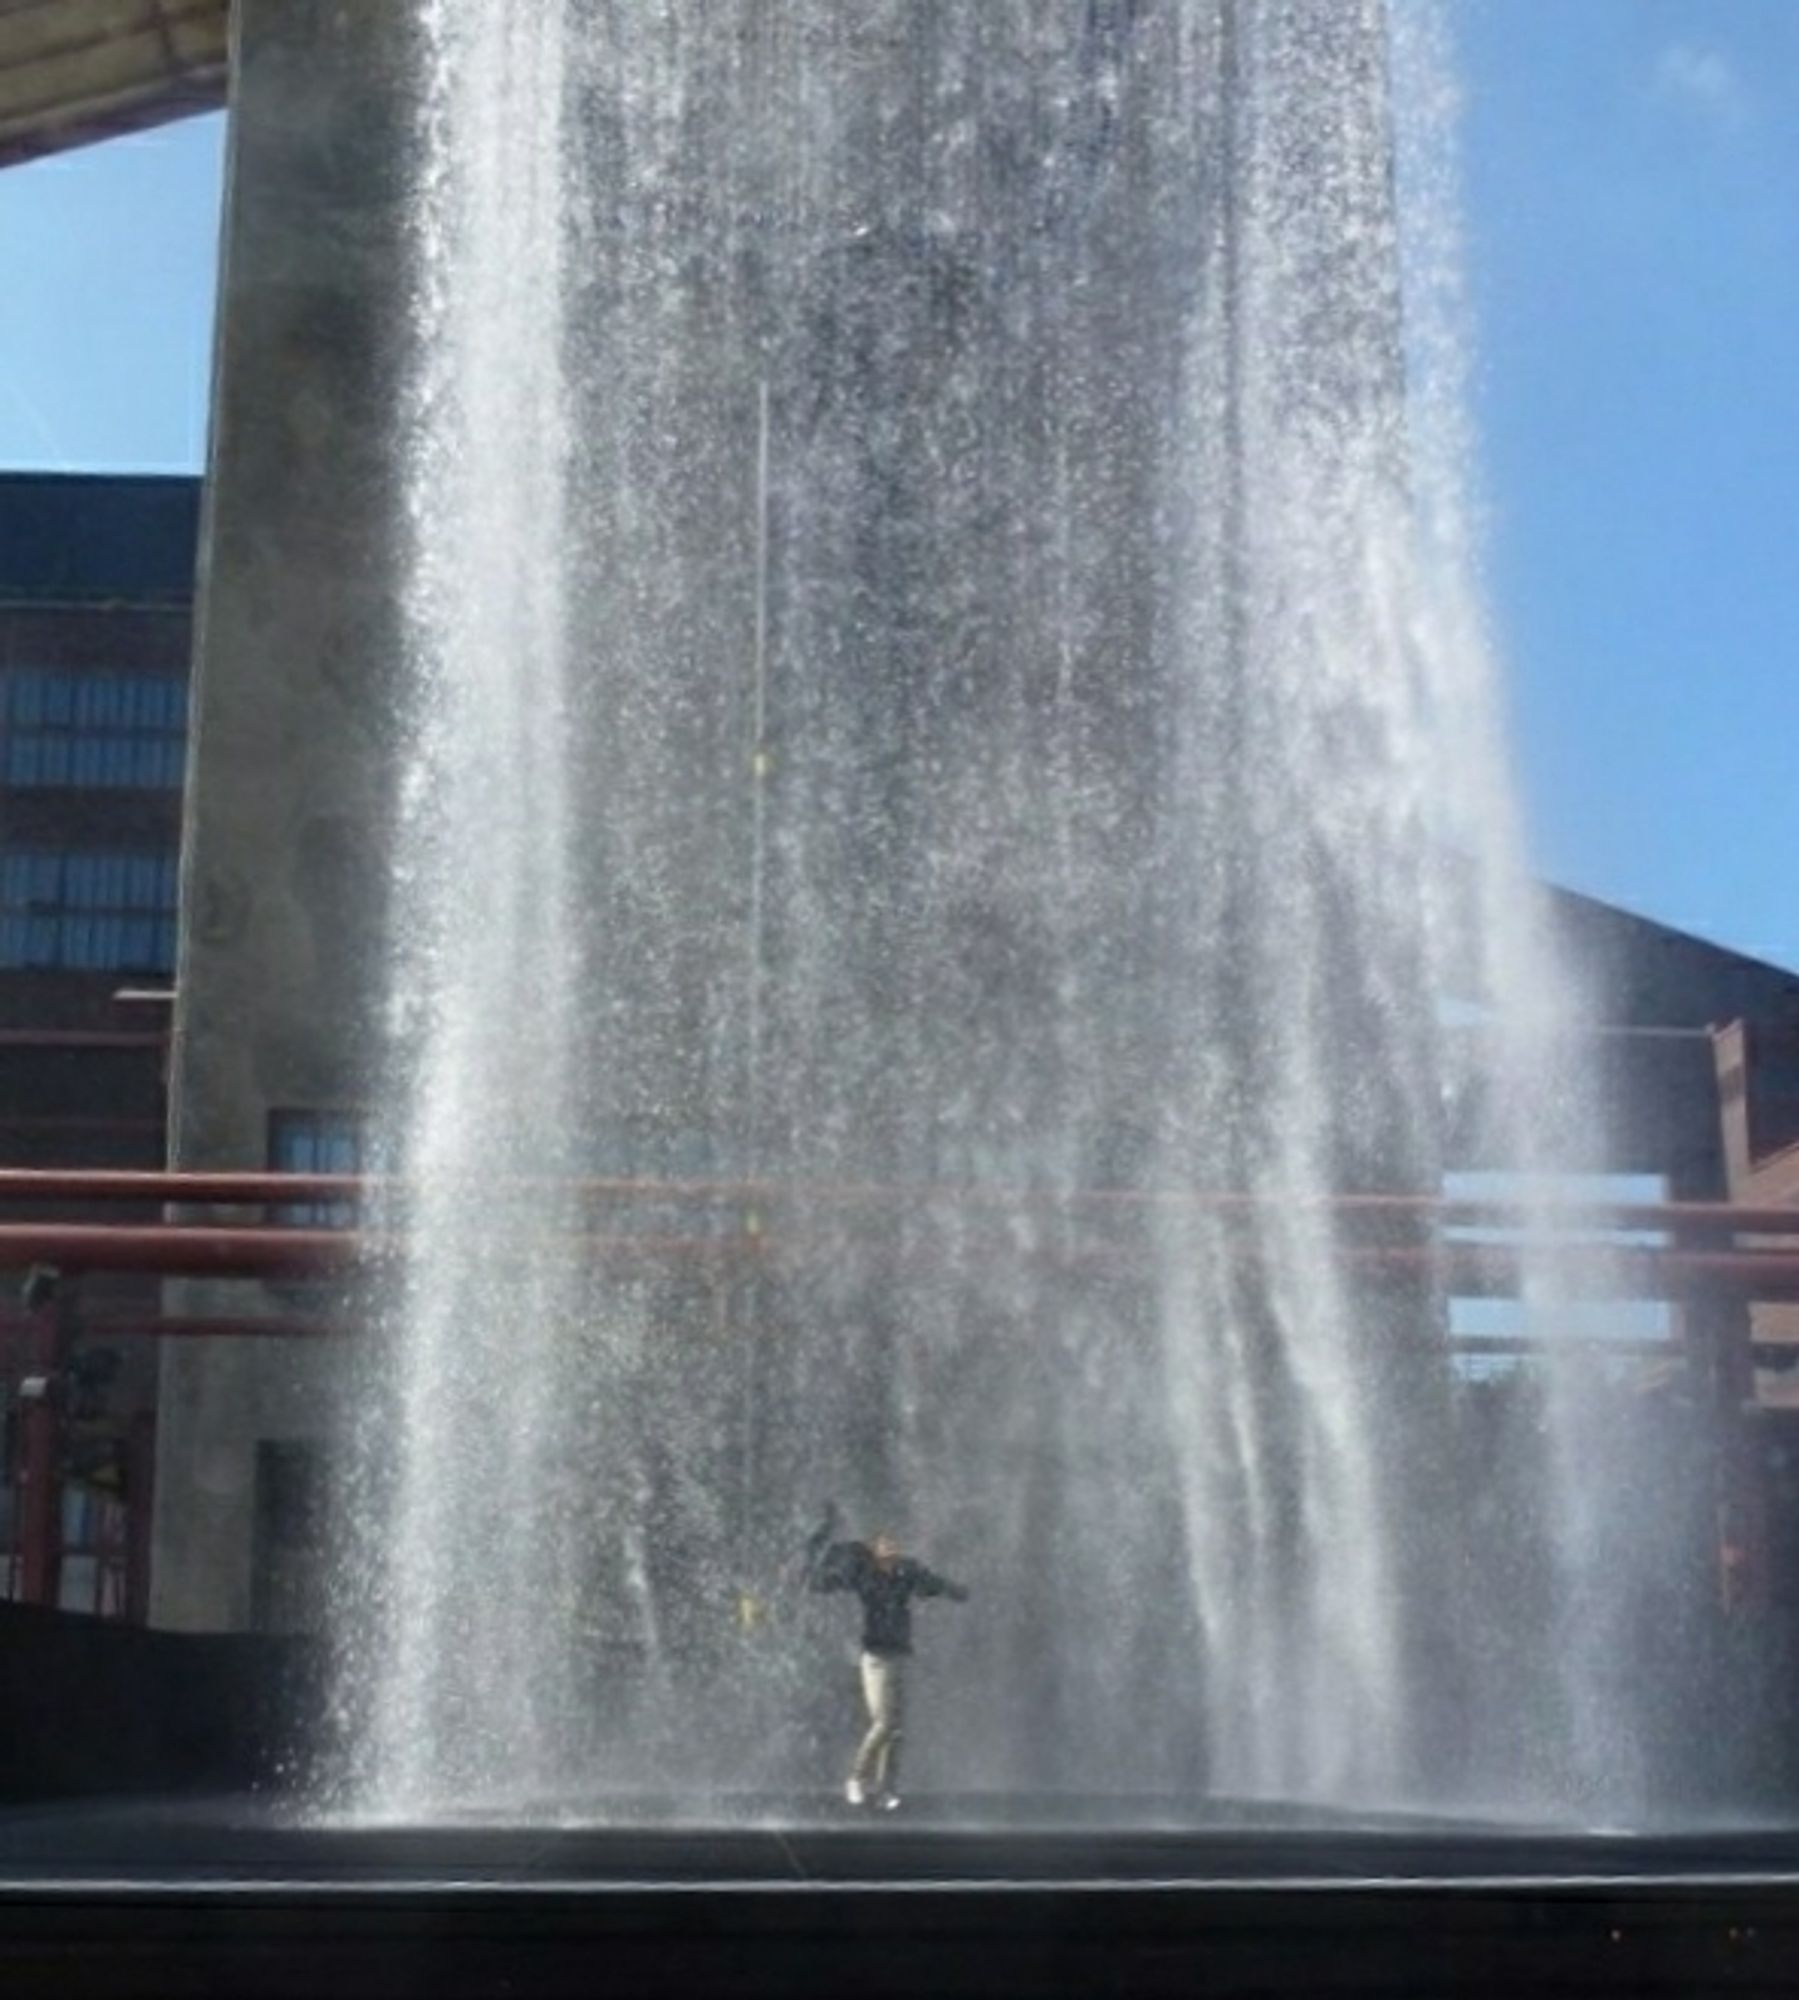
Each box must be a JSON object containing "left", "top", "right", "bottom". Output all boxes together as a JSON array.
[
  {"left": 0, "top": 1031, "right": 167, "bottom": 1050},
  {"left": 0, "top": 1312, "right": 340, "bottom": 1341},
  {"left": 0, "top": 1224, "right": 362, "bottom": 1279},
  {"left": 0, "top": 1168, "right": 1795, "bottom": 1239},
  {"left": 0, "top": 1221, "right": 1797, "bottom": 1296},
  {"left": 0, "top": 1171, "right": 365, "bottom": 1206}
]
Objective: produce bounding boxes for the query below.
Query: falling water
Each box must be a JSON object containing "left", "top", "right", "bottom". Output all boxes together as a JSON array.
[
  {"left": 341, "top": 0, "right": 1664, "bottom": 1820},
  {"left": 346, "top": 2, "right": 587, "bottom": 1814}
]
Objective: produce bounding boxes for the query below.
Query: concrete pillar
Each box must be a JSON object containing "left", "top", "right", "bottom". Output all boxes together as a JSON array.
[{"left": 153, "top": 1, "right": 413, "bottom": 1629}]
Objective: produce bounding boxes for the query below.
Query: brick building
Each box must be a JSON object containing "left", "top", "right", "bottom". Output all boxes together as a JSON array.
[{"left": 0, "top": 471, "right": 199, "bottom": 1618}]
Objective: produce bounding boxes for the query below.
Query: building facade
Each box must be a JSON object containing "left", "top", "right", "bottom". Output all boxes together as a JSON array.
[
  {"left": 155, "top": 10, "right": 1799, "bottom": 1807},
  {"left": 0, "top": 471, "right": 199, "bottom": 1619}
]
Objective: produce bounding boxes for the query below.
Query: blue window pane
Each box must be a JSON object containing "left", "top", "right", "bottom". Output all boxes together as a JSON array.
[
  {"left": 0, "top": 673, "right": 188, "bottom": 789},
  {"left": 270, "top": 1113, "right": 366, "bottom": 1226},
  {"left": 273, "top": 1117, "right": 363, "bottom": 1173},
  {"left": 0, "top": 846, "right": 180, "bottom": 967}
]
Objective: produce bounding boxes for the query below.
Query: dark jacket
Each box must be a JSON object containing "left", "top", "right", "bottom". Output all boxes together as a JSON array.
[{"left": 804, "top": 1530, "right": 968, "bottom": 1656}]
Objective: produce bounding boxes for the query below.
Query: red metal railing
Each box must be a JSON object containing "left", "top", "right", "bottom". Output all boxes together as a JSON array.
[
  {"left": 1, "top": 1169, "right": 1794, "bottom": 1619},
  {"left": 1, "top": 1165, "right": 1797, "bottom": 1233},
  {"left": 0, "top": 1169, "right": 1794, "bottom": 1295}
]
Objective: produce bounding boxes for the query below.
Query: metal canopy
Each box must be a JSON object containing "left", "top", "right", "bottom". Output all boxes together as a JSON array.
[{"left": 0, "top": 0, "right": 227, "bottom": 170}]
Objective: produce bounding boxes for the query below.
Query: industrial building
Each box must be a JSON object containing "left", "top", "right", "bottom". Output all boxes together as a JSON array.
[
  {"left": 0, "top": 475, "right": 1795, "bottom": 1787},
  {"left": 0, "top": 0, "right": 1795, "bottom": 1717},
  {"left": 0, "top": 472, "right": 199, "bottom": 1620},
  {"left": 7, "top": 12, "right": 1799, "bottom": 1993}
]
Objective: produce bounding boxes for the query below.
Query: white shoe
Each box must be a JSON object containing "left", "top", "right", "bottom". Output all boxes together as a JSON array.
[
  {"left": 878, "top": 1792, "right": 901, "bottom": 1812},
  {"left": 844, "top": 1778, "right": 865, "bottom": 1807}
]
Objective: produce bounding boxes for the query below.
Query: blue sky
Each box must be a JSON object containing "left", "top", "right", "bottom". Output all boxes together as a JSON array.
[
  {"left": 1457, "top": 0, "right": 1799, "bottom": 968},
  {"left": 0, "top": 4, "right": 1793, "bottom": 969},
  {"left": 0, "top": 114, "right": 223, "bottom": 469}
]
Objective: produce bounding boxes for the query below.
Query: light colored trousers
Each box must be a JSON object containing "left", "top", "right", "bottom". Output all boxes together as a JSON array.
[{"left": 850, "top": 1649, "right": 906, "bottom": 1794}]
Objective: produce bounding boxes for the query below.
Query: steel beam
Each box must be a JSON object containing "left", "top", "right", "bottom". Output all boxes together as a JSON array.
[{"left": 13, "top": 1298, "right": 63, "bottom": 1608}]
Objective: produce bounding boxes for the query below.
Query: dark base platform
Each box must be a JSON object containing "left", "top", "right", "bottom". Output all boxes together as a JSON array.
[{"left": 5, "top": 1796, "right": 1799, "bottom": 1995}]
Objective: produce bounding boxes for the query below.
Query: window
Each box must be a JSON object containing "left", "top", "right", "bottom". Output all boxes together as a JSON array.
[
  {"left": 0, "top": 850, "right": 179, "bottom": 971},
  {"left": 1444, "top": 1170, "right": 1674, "bottom": 1378},
  {"left": 0, "top": 670, "right": 188, "bottom": 789},
  {"left": 251, "top": 1441, "right": 326, "bottom": 1633},
  {"left": 269, "top": 1109, "right": 367, "bottom": 1226}
]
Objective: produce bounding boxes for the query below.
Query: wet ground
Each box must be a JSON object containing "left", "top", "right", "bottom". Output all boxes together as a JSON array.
[
  {"left": 4, "top": 1796, "right": 1799, "bottom": 1994},
  {"left": 1, "top": 1789, "right": 1797, "bottom": 1886}
]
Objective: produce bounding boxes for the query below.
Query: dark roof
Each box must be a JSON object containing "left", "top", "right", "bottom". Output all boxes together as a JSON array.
[
  {"left": 1545, "top": 882, "right": 1799, "bottom": 1030},
  {"left": 0, "top": 473, "right": 201, "bottom": 608}
]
